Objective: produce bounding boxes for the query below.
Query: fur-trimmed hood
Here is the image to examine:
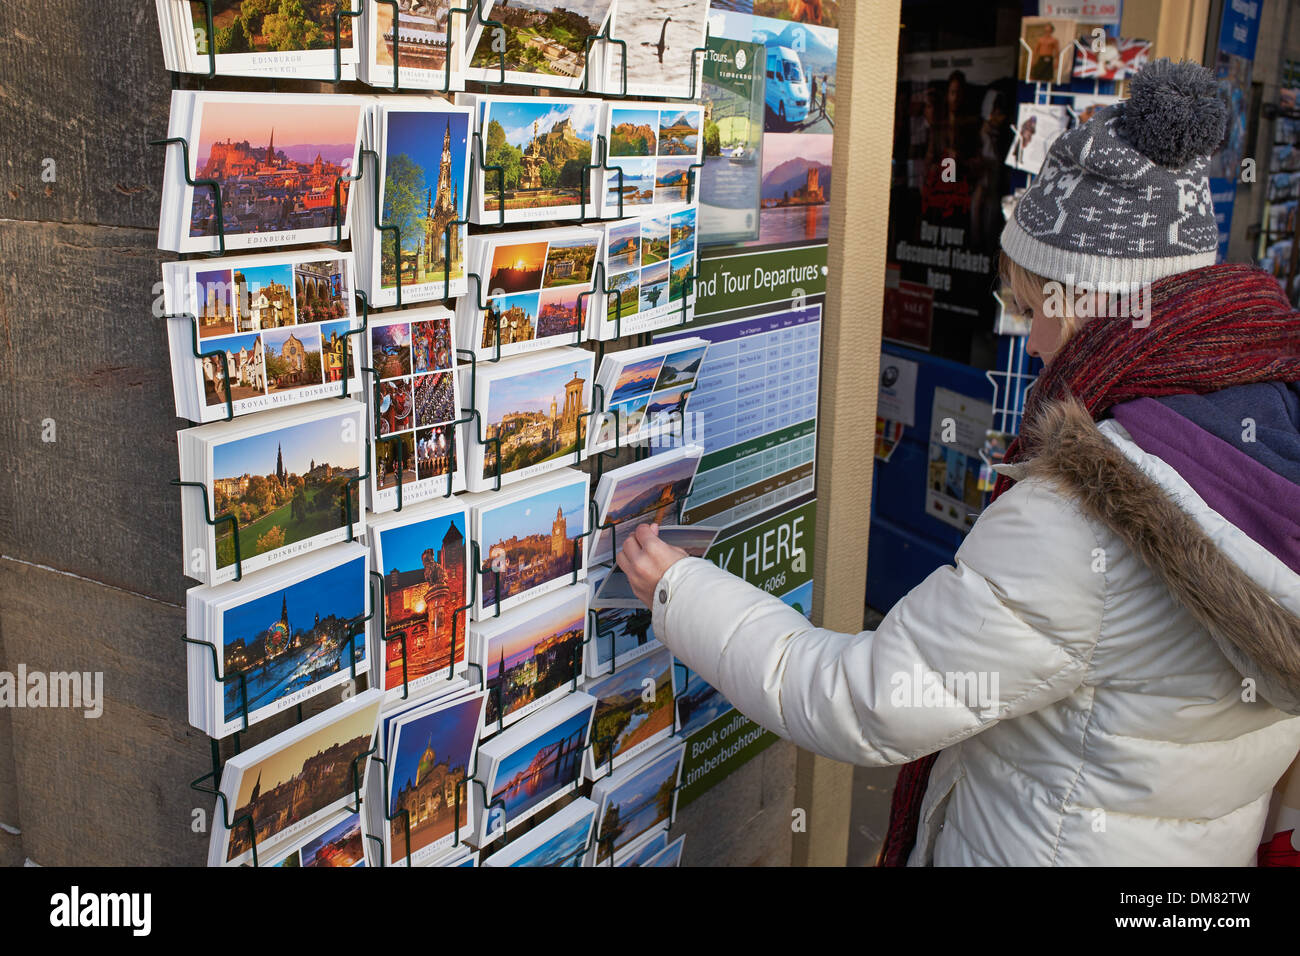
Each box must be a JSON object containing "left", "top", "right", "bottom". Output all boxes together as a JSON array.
[{"left": 1002, "top": 397, "right": 1300, "bottom": 715}]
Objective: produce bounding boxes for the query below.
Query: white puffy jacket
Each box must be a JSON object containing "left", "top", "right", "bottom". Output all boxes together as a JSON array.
[{"left": 650, "top": 400, "right": 1300, "bottom": 865}]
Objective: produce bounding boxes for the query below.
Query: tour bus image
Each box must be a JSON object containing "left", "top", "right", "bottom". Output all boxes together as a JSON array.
[{"left": 765, "top": 45, "right": 810, "bottom": 124}]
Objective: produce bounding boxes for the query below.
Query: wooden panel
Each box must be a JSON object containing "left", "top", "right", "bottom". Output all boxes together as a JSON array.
[
  {"left": 0, "top": 220, "right": 188, "bottom": 602},
  {"left": 795, "top": 0, "right": 901, "bottom": 868},
  {"left": 0, "top": 3, "right": 170, "bottom": 229},
  {"left": 0, "top": 559, "right": 205, "bottom": 865}
]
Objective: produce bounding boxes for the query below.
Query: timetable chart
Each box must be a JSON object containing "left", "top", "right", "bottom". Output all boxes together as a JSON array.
[{"left": 658, "top": 304, "right": 821, "bottom": 529}]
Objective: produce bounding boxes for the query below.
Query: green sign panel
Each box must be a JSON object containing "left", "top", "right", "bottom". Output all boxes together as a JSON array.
[
  {"left": 677, "top": 498, "right": 816, "bottom": 806},
  {"left": 694, "top": 245, "right": 828, "bottom": 317}
]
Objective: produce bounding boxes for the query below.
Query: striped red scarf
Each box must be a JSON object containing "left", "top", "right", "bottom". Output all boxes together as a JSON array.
[{"left": 878, "top": 263, "right": 1300, "bottom": 867}]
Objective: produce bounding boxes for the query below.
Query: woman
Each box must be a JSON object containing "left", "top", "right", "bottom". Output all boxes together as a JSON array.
[{"left": 617, "top": 60, "right": 1300, "bottom": 866}]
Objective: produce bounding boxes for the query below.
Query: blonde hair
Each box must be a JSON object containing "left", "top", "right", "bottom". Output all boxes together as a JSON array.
[{"left": 998, "top": 251, "right": 1085, "bottom": 342}]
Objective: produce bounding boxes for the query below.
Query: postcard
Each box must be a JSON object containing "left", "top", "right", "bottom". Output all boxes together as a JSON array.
[
  {"left": 591, "top": 525, "right": 718, "bottom": 606},
  {"left": 469, "top": 469, "right": 589, "bottom": 618},
  {"left": 433, "top": 846, "right": 479, "bottom": 866},
  {"left": 365, "top": 0, "right": 464, "bottom": 90},
  {"left": 585, "top": 645, "right": 674, "bottom": 779},
  {"left": 587, "top": 445, "right": 703, "bottom": 565},
  {"left": 591, "top": 211, "right": 698, "bottom": 339},
  {"left": 475, "top": 691, "right": 596, "bottom": 844},
  {"left": 186, "top": 543, "right": 369, "bottom": 739},
  {"left": 588, "top": 740, "right": 685, "bottom": 865},
  {"left": 261, "top": 810, "right": 367, "bottom": 868},
  {"left": 369, "top": 499, "right": 472, "bottom": 699},
  {"left": 751, "top": 12, "right": 837, "bottom": 135},
  {"left": 1006, "top": 103, "right": 1069, "bottom": 174},
  {"left": 698, "top": 35, "right": 765, "bottom": 246},
  {"left": 645, "top": 834, "right": 685, "bottom": 866},
  {"left": 482, "top": 797, "right": 597, "bottom": 867},
  {"left": 161, "top": 91, "right": 365, "bottom": 254},
  {"left": 585, "top": 603, "right": 660, "bottom": 677},
  {"left": 360, "top": 102, "right": 475, "bottom": 307},
  {"left": 1018, "top": 16, "right": 1076, "bottom": 84},
  {"left": 1072, "top": 31, "right": 1150, "bottom": 80},
  {"left": 180, "top": 401, "right": 366, "bottom": 585},
  {"left": 474, "top": 584, "right": 587, "bottom": 736},
  {"left": 588, "top": 338, "right": 708, "bottom": 450},
  {"left": 673, "top": 660, "right": 733, "bottom": 737},
  {"left": 210, "top": 688, "right": 382, "bottom": 866},
  {"left": 366, "top": 308, "right": 465, "bottom": 510},
  {"left": 605, "top": 0, "right": 710, "bottom": 99},
  {"left": 601, "top": 102, "right": 704, "bottom": 217},
  {"left": 464, "top": 348, "right": 596, "bottom": 492},
  {"left": 160, "top": 0, "right": 359, "bottom": 79},
  {"left": 463, "top": 227, "right": 602, "bottom": 360},
  {"left": 616, "top": 825, "right": 669, "bottom": 866},
  {"left": 385, "top": 690, "right": 486, "bottom": 866},
  {"left": 470, "top": 95, "right": 602, "bottom": 223},
  {"left": 163, "top": 249, "right": 362, "bottom": 422},
  {"left": 465, "top": 0, "right": 615, "bottom": 89},
  {"left": 1070, "top": 93, "right": 1122, "bottom": 126}
]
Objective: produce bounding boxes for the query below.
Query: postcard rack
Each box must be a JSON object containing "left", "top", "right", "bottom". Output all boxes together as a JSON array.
[{"left": 176, "top": 0, "right": 709, "bottom": 102}]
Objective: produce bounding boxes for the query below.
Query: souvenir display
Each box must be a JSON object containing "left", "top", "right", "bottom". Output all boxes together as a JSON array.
[
  {"left": 1006, "top": 103, "right": 1070, "bottom": 174},
  {"left": 261, "top": 810, "right": 368, "bottom": 868},
  {"left": 644, "top": 834, "right": 685, "bottom": 867},
  {"left": 587, "top": 445, "right": 703, "bottom": 565},
  {"left": 584, "top": 603, "right": 660, "bottom": 678},
  {"left": 461, "top": 93, "right": 602, "bottom": 224},
  {"left": 373, "top": 688, "right": 486, "bottom": 866},
  {"left": 481, "top": 797, "right": 598, "bottom": 867},
  {"left": 599, "top": 102, "right": 705, "bottom": 218},
  {"left": 471, "top": 691, "right": 596, "bottom": 844},
  {"left": 587, "top": 739, "right": 685, "bottom": 865},
  {"left": 584, "top": 645, "right": 674, "bottom": 778},
  {"left": 588, "top": 338, "right": 708, "bottom": 450},
  {"left": 597, "top": 0, "right": 710, "bottom": 99},
  {"left": 359, "top": 0, "right": 466, "bottom": 90},
  {"left": 589, "top": 209, "right": 699, "bottom": 339},
  {"left": 463, "top": 0, "right": 615, "bottom": 90},
  {"left": 472, "top": 584, "right": 588, "bottom": 735}
]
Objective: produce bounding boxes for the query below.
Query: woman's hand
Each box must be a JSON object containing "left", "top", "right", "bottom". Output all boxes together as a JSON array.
[{"left": 616, "top": 523, "right": 690, "bottom": 608}]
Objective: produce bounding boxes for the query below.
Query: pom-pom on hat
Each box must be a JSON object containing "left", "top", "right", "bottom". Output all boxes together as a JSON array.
[{"left": 1000, "top": 58, "right": 1227, "bottom": 293}]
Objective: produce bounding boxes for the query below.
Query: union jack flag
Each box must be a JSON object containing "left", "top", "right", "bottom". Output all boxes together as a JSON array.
[{"left": 1072, "top": 37, "right": 1151, "bottom": 80}]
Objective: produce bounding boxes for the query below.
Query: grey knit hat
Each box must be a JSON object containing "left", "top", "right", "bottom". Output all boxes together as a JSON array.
[{"left": 1001, "top": 59, "right": 1228, "bottom": 291}]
